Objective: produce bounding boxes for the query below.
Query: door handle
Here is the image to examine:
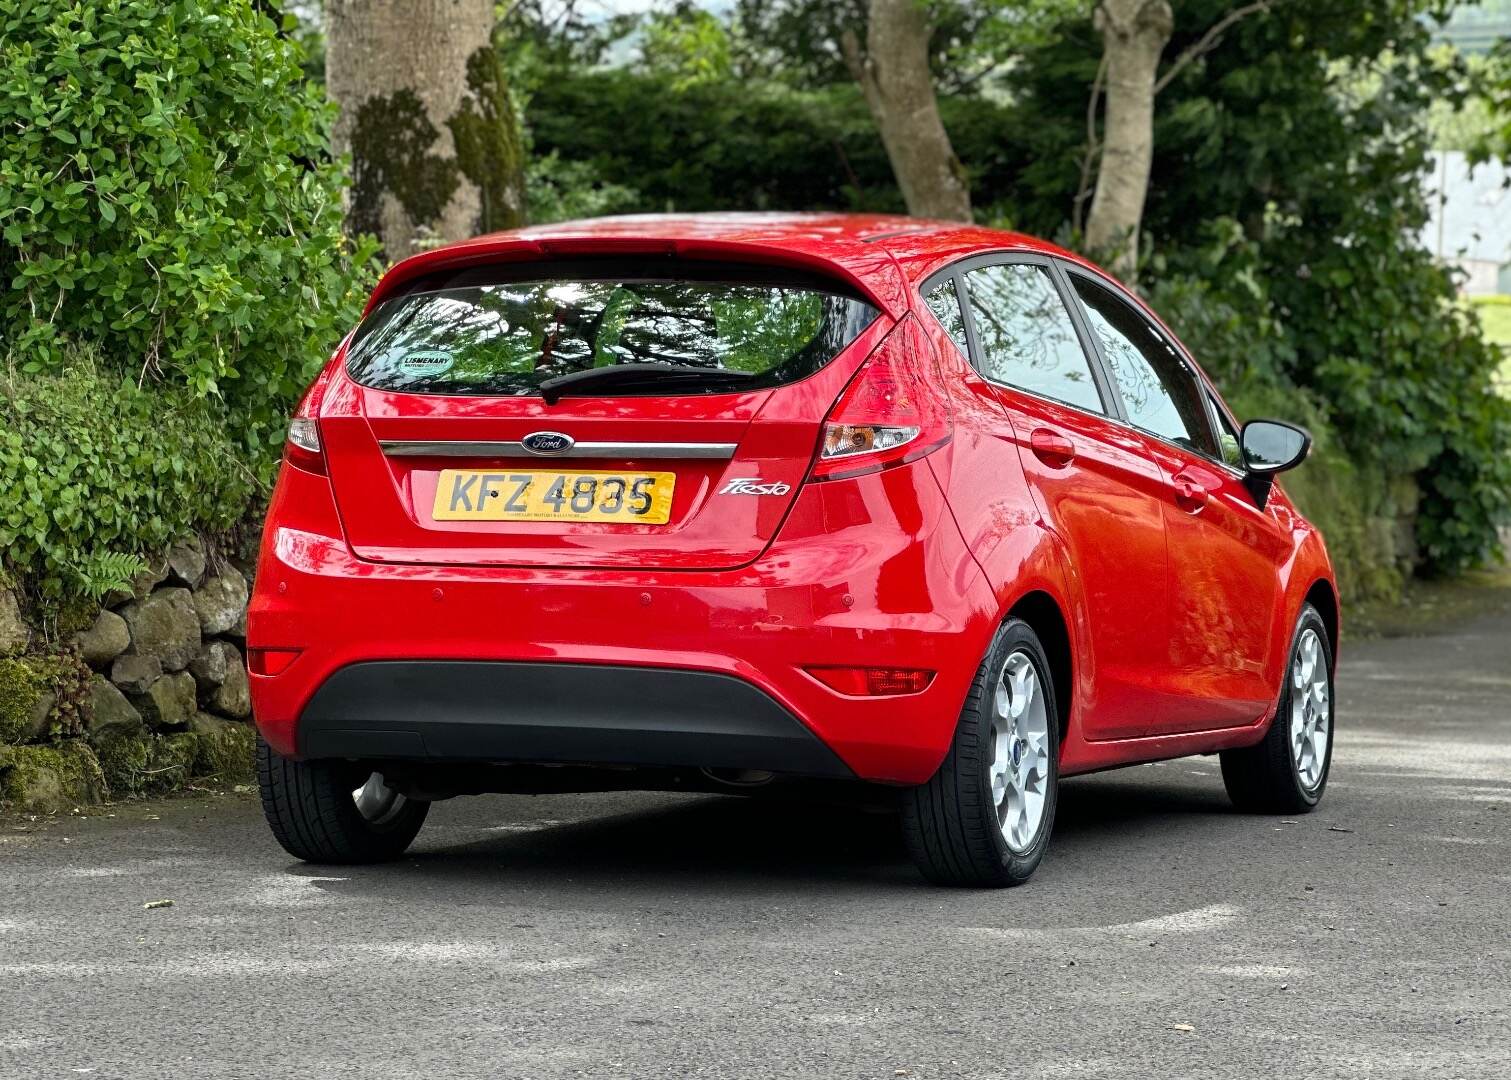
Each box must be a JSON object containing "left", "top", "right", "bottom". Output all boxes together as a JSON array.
[
  {"left": 1029, "top": 428, "right": 1075, "bottom": 468},
  {"left": 1172, "top": 468, "right": 1212, "bottom": 512}
]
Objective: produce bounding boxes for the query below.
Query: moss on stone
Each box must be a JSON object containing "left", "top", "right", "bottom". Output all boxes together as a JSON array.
[
  {"left": 93, "top": 731, "right": 153, "bottom": 797},
  {"left": 94, "top": 730, "right": 199, "bottom": 799},
  {"left": 0, "top": 741, "right": 106, "bottom": 813},
  {"left": 189, "top": 714, "right": 255, "bottom": 782},
  {"left": 0, "top": 657, "right": 43, "bottom": 744}
]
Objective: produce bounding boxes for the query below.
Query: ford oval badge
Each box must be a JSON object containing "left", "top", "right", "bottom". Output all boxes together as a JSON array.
[{"left": 521, "top": 431, "right": 575, "bottom": 456}]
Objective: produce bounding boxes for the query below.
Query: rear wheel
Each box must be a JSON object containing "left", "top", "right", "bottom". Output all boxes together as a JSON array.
[
  {"left": 902, "top": 618, "right": 1059, "bottom": 887},
  {"left": 256, "top": 737, "right": 429, "bottom": 863},
  {"left": 1221, "top": 603, "right": 1333, "bottom": 813}
]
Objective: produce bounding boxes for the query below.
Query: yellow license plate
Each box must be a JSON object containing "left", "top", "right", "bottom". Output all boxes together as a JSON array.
[{"left": 432, "top": 469, "right": 676, "bottom": 524}]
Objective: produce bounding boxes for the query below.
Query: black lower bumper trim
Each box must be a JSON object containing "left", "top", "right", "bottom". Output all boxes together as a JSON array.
[{"left": 296, "top": 661, "right": 853, "bottom": 779}]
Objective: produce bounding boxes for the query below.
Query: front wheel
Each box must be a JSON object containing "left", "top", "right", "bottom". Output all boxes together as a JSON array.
[
  {"left": 1221, "top": 603, "right": 1334, "bottom": 814},
  {"left": 902, "top": 618, "right": 1060, "bottom": 887},
  {"left": 256, "top": 737, "right": 429, "bottom": 863}
]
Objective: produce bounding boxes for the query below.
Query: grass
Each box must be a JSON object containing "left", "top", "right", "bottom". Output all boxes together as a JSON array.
[{"left": 1471, "top": 295, "right": 1511, "bottom": 395}]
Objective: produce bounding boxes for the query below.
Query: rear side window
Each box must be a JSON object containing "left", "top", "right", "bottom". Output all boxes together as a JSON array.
[
  {"left": 963, "top": 263, "right": 1105, "bottom": 414},
  {"left": 346, "top": 264, "right": 879, "bottom": 396},
  {"left": 924, "top": 282, "right": 969, "bottom": 358}
]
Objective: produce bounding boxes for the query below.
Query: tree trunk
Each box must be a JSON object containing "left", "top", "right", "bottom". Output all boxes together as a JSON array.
[
  {"left": 326, "top": 0, "right": 526, "bottom": 261},
  {"left": 1084, "top": 0, "right": 1173, "bottom": 282},
  {"left": 842, "top": 0, "right": 971, "bottom": 222}
]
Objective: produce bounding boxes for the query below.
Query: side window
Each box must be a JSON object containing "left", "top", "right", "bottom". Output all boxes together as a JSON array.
[
  {"left": 963, "top": 263, "right": 1104, "bottom": 414},
  {"left": 923, "top": 281, "right": 970, "bottom": 358},
  {"left": 1070, "top": 275, "right": 1217, "bottom": 457},
  {"left": 1209, "top": 391, "right": 1243, "bottom": 468}
]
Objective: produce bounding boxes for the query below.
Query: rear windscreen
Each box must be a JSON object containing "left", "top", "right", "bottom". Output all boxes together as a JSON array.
[{"left": 345, "top": 262, "right": 880, "bottom": 397}]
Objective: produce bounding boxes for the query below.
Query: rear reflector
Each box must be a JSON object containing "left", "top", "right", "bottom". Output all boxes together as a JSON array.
[
  {"left": 248, "top": 648, "right": 300, "bottom": 677},
  {"left": 806, "top": 666, "right": 936, "bottom": 697}
]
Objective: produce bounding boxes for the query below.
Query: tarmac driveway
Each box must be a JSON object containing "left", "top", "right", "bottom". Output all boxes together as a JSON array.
[{"left": 3, "top": 607, "right": 1509, "bottom": 1078}]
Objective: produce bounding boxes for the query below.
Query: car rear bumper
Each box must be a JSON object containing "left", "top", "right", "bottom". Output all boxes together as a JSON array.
[
  {"left": 248, "top": 457, "right": 999, "bottom": 784},
  {"left": 297, "top": 660, "right": 854, "bottom": 777}
]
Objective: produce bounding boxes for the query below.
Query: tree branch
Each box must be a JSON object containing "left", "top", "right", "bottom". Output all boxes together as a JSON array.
[
  {"left": 1153, "top": 0, "right": 1273, "bottom": 96},
  {"left": 1073, "top": 52, "right": 1110, "bottom": 238}
]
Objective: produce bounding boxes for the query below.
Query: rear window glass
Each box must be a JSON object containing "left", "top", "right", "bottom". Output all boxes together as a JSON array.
[{"left": 346, "top": 265, "right": 880, "bottom": 396}]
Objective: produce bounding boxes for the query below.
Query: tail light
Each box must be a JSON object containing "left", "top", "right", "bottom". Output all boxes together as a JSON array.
[
  {"left": 282, "top": 359, "right": 339, "bottom": 476},
  {"left": 809, "top": 315, "right": 951, "bottom": 482}
]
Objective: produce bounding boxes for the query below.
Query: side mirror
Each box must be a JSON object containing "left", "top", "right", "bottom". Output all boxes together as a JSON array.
[{"left": 1239, "top": 419, "right": 1311, "bottom": 509}]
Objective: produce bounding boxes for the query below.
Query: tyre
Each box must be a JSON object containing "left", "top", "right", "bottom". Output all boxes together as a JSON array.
[
  {"left": 256, "top": 737, "right": 429, "bottom": 864},
  {"left": 1221, "top": 603, "right": 1334, "bottom": 814},
  {"left": 902, "top": 618, "right": 1059, "bottom": 887}
]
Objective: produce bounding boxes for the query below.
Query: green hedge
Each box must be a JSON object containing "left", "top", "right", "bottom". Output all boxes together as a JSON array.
[
  {"left": 0, "top": 0, "right": 376, "bottom": 463},
  {"left": 0, "top": 356, "right": 255, "bottom": 604},
  {"left": 1147, "top": 260, "right": 1415, "bottom": 603}
]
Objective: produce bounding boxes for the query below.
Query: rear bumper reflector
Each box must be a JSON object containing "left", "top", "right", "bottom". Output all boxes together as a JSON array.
[
  {"left": 805, "top": 666, "right": 936, "bottom": 697},
  {"left": 379, "top": 440, "right": 739, "bottom": 460}
]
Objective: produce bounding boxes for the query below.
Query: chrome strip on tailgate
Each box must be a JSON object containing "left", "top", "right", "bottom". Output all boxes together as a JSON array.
[{"left": 379, "top": 440, "right": 739, "bottom": 460}]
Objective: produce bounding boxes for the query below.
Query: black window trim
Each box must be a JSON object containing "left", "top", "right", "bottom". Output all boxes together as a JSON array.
[
  {"left": 1054, "top": 260, "right": 1232, "bottom": 471},
  {"left": 919, "top": 251, "right": 1124, "bottom": 421}
]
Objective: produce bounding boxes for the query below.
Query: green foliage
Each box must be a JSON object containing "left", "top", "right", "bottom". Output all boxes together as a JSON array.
[
  {"left": 640, "top": 5, "right": 735, "bottom": 90},
  {"left": 526, "top": 153, "right": 642, "bottom": 225},
  {"left": 0, "top": 355, "right": 255, "bottom": 604},
  {"left": 1001, "top": 0, "right": 1511, "bottom": 576},
  {"left": 526, "top": 68, "right": 1014, "bottom": 214},
  {"left": 0, "top": 0, "right": 377, "bottom": 461},
  {"left": 729, "top": 0, "right": 1077, "bottom": 93}
]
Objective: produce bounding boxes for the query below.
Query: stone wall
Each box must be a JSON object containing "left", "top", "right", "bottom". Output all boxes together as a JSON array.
[{"left": 0, "top": 536, "right": 256, "bottom": 814}]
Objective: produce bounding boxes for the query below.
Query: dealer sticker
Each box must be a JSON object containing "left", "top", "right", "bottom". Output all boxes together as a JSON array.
[{"left": 398, "top": 349, "right": 455, "bottom": 377}]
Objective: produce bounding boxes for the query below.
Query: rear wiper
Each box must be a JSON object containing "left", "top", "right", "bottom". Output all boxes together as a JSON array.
[{"left": 537, "top": 363, "right": 757, "bottom": 405}]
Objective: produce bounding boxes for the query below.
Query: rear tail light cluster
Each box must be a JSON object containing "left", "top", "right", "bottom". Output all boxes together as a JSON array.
[
  {"left": 810, "top": 315, "right": 951, "bottom": 482},
  {"left": 283, "top": 355, "right": 340, "bottom": 475}
]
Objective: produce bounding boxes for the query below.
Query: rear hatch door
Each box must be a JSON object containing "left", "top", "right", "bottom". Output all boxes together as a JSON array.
[{"left": 319, "top": 257, "right": 889, "bottom": 570}]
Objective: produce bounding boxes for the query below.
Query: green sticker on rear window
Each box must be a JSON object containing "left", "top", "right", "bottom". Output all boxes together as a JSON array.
[{"left": 398, "top": 349, "right": 454, "bottom": 377}]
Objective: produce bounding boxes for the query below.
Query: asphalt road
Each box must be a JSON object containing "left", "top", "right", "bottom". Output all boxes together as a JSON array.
[{"left": 4, "top": 609, "right": 1510, "bottom": 1079}]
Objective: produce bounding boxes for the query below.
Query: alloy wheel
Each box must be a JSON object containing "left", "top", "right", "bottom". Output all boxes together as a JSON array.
[
  {"left": 988, "top": 650, "right": 1052, "bottom": 853},
  {"left": 1290, "top": 627, "right": 1331, "bottom": 791}
]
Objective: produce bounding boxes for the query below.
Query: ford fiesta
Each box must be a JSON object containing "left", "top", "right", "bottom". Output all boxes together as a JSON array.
[{"left": 249, "top": 214, "right": 1338, "bottom": 887}]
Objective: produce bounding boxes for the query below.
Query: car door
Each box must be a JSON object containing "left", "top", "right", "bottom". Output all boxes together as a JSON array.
[
  {"left": 1064, "top": 268, "right": 1290, "bottom": 732},
  {"left": 955, "top": 258, "right": 1173, "bottom": 741}
]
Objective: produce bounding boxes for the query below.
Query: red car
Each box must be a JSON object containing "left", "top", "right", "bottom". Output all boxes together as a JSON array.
[{"left": 249, "top": 214, "right": 1337, "bottom": 887}]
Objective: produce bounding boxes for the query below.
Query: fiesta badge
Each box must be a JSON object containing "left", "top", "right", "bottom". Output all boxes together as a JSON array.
[{"left": 521, "top": 431, "right": 575, "bottom": 456}]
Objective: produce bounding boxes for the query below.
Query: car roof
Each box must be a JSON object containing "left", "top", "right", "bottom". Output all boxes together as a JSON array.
[{"left": 365, "top": 213, "right": 1096, "bottom": 319}]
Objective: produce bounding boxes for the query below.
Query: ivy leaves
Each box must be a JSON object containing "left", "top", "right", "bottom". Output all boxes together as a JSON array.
[{"left": 0, "top": 0, "right": 378, "bottom": 462}]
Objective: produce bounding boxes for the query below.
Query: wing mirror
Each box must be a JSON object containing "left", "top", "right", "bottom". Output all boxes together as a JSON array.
[{"left": 1239, "top": 419, "right": 1311, "bottom": 509}]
